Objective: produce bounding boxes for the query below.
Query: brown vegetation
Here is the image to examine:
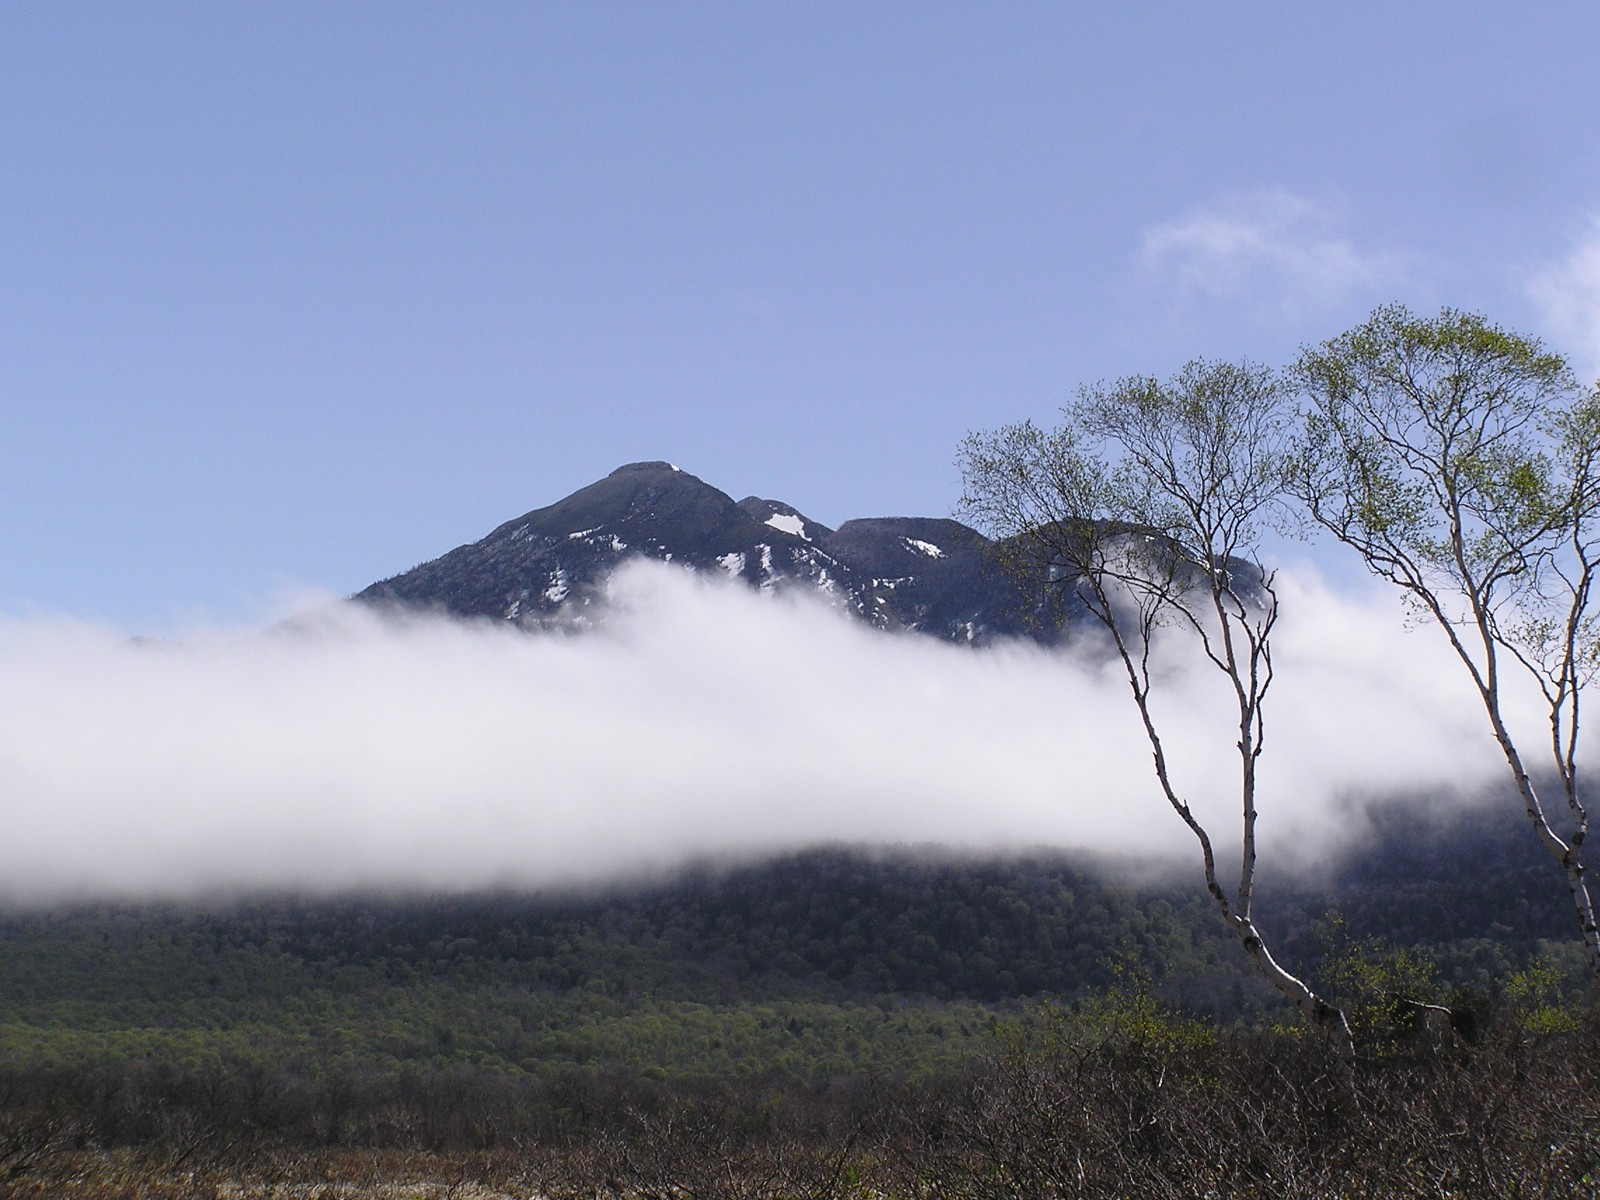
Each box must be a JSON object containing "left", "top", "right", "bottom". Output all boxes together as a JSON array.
[{"left": 5, "top": 994, "right": 1597, "bottom": 1200}]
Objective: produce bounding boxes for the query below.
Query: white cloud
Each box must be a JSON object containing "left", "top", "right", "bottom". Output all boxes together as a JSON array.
[
  {"left": 0, "top": 560, "right": 1541, "bottom": 901},
  {"left": 1138, "top": 190, "right": 1410, "bottom": 323},
  {"left": 1528, "top": 215, "right": 1600, "bottom": 381}
]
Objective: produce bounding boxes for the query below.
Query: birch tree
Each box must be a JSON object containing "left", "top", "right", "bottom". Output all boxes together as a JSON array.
[
  {"left": 959, "top": 359, "right": 1353, "bottom": 1051},
  {"left": 1296, "top": 306, "right": 1600, "bottom": 973}
]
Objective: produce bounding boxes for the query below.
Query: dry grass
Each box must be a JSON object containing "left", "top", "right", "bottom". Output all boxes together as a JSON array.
[{"left": 0, "top": 1148, "right": 551, "bottom": 1200}]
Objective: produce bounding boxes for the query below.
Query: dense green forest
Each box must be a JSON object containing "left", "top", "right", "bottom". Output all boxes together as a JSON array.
[{"left": 0, "top": 797, "right": 1579, "bottom": 1085}]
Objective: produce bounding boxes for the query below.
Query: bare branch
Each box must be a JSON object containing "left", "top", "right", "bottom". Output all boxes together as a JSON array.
[{"left": 960, "top": 359, "right": 1352, "bottom": 1051}]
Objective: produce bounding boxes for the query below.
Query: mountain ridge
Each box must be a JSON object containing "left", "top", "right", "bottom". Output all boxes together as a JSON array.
[{"left": 355, "top": 461, "right": 1063, "bottom": 642}]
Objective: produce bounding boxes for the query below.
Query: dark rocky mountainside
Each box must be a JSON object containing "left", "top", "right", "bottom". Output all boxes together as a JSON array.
[{"left": 357, "top": 461, "right": 1065, "bottom": 642}]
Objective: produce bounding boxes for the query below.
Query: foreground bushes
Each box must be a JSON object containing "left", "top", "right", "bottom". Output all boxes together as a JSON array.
[
  {"left": 888, "top": 1007, "right": 1599, "bottom": 1198},
  {"left": 3, "top": 995, "right": 1598, "bottom": 1199}
]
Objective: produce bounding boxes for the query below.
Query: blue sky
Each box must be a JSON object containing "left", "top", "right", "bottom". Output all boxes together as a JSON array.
[{"left": 3, "top": 3, "right": 1598, "bottom": 629}]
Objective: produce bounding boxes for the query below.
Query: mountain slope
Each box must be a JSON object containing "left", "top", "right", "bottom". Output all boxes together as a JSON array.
[{"left": 356, "top": 462, "right": 1061, "bottom": 642}]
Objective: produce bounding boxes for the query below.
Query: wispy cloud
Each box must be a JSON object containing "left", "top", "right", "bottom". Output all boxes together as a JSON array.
[
  {"left": 1528, "top": 215, "right": 1600, "bottom": 381},
  {"left": 0, "top": 561, "right": 1532, "bottom": 901},
  {"left": 1138, "top": 190, "right": 1411, "bottom": 324}
]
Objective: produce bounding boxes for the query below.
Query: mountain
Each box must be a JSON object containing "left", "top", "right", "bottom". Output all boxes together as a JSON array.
[{"left": 356, "top": 461, "right": 1065, "bottom": 642}]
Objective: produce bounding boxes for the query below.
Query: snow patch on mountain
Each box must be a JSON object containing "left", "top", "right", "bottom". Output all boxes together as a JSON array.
[{"left": 765, "top": 513, "right": 809, "bottom": 540}]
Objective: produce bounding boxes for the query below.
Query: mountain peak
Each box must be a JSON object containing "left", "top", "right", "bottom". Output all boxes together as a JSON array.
[
  {"left": 356, "top": 463, "right": 1063, "bottom": 642},
  {"left": 609, "top": 460, "right": 684, "bottom": 476}
]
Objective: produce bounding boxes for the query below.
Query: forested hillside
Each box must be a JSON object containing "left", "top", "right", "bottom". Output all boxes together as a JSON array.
[{"left": 0, "top": 797, "right": 1575, "bottom": 1083}]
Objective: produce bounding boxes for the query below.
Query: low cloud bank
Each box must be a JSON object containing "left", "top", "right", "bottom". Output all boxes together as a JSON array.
[{"left": 0, "top": 561, "right": 1537, "bottom": 900}]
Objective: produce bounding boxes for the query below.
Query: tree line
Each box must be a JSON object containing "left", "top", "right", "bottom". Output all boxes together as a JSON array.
[{"left": 0, "top": 821, "right": 1577, "bottom": 1090}]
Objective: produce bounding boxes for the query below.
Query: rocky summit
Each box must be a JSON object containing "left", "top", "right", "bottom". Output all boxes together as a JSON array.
[{"left": 355, "top": 461, "right": 1067, "bottom": 643}]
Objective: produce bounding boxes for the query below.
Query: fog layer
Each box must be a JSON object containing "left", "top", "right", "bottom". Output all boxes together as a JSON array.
[{"left": 0, "top": 561, "right": 1532, "bottom": 899}]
